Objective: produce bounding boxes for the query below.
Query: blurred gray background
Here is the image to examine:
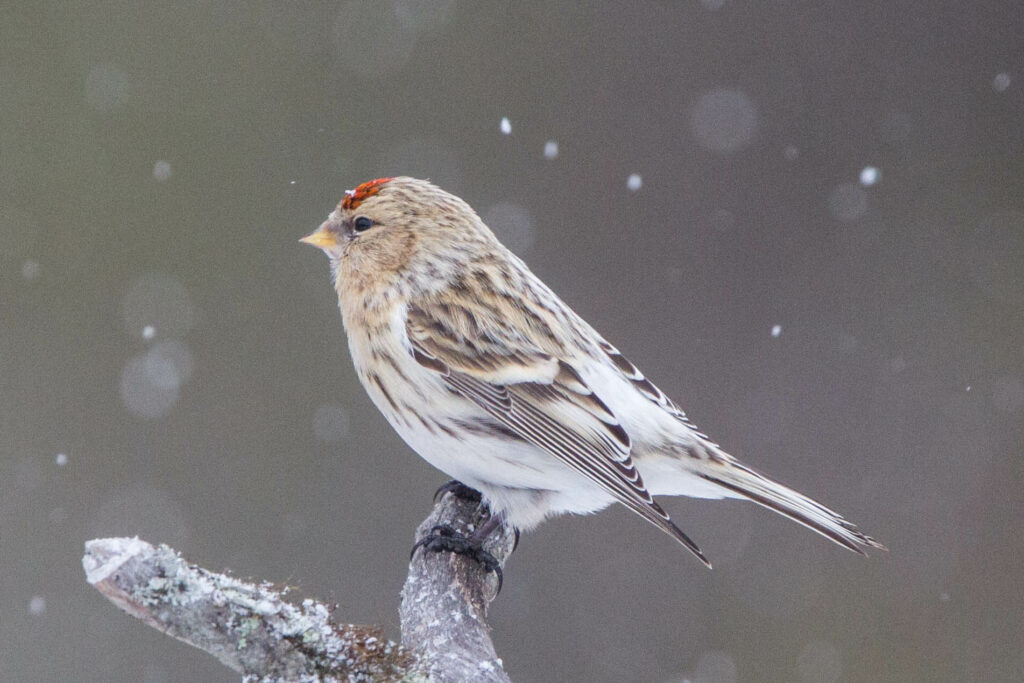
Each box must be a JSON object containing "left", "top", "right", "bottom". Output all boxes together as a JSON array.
[{"left": 2, "top": 2, "right": 1022, "bottom": 681}]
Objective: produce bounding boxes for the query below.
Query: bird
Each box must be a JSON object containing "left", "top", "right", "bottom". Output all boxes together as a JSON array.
[{"left": 300, "top": 176, "right": 884, "bottom": 570}]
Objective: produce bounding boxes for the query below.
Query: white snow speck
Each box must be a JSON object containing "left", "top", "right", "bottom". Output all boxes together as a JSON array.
[
  {"left": 55, "top": 453, "right": 68, "bottom": 467},
  {"left": 29, "top": 596, "right": 46, "bottom": 615},
  {"left": 965, "top": 385, "right": 971, "bottom": 392},
  {"left": 783, "top": 145, "right": 799, "bottom": 161},
  {"left": 859, "top": 166, "right": 880, "bottom": 187},
  {"left": 153, "top": 161, "right": 172, "bottom": 182},
  {"left": 543, "top": 140, "right": 559, "bottom": 159},
  {"left": 500, "top": 117, "right": 512, "bottom": 135},
  {"left": 290, "top": 180, "right": 296, "bottom": 185},
  {"left": 771, "top": 324, "right": 782, "bottom": 338},
  {"left": 142, "top": 325, "right": 155, "bottom": 340},
  {"left": 626, "top": 173, "right": 643, "bottom": 192},
  {"left": 993, "top": 72, "right": 1011, "bottom": 92},
  {"left": 939, "top": 592, "right": 951, "bottom": 602}
]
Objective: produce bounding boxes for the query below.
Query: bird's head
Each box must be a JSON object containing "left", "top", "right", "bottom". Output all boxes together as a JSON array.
[{"left": 301, "top": 176, "right": 500, "bottom": 300}]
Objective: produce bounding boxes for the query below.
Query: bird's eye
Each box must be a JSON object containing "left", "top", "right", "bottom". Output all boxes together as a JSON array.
[{"left": 353, "top": 216, "right": 374, "bottom": 232}]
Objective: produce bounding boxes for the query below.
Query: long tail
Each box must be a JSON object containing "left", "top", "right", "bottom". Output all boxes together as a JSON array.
[{"left": 697, "top": 458, "right": 886, "bottom": 555}]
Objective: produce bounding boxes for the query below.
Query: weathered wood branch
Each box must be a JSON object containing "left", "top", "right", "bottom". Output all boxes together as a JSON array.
[
  {"left": 400, "top": 492, "right": 514, "bottom": 682},
  {"left": 82, "top": 491, "right": 515, "bottom": 682}
]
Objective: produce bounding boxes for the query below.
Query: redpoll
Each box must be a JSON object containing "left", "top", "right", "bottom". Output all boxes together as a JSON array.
[{"left": 301, "top": 177, "right": 883, "bottom": 568}]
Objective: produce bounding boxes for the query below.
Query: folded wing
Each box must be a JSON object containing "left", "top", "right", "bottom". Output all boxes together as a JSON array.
[{"left": 407, "top": 301, "right": 710, "bottom": 566}]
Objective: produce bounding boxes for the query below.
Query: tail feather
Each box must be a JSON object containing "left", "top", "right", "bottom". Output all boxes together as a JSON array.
[{"left": 697, "top": 461, "right": 886, "bottom": 554}]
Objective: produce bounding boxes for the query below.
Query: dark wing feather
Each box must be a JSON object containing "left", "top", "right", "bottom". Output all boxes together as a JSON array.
[{"left": 597, "top": 339, "right": 717, "bottom": 444}]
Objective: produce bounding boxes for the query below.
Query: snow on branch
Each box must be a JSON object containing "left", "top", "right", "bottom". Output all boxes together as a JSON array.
[{"left": 83, "top": 491, "right": 515, "bottom": 682}]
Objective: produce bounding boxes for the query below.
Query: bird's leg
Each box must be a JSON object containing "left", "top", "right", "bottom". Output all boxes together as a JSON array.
[
  {"left": 433, "top": 479, "right": 482, "bottom": 503},
  {"left": 433, "top": 479, "right": 518, "bottom": 552},
  {"left": 411, "top": 524, "right": 504, "bottom": 591},
  {"left": 413, "top": 487, "right": 512, "bottom": 592},
  {"left": 467, "top": 510, "right": 504, "bottom": 544}
]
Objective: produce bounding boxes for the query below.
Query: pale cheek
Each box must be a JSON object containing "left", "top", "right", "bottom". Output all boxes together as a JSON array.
[{"left": 337, "top": 242, "right": 404, "bottom": 296}]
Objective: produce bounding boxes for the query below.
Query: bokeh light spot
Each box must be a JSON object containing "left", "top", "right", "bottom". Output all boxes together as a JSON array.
[
  {"left": 152, "top": 160, "right": 173, "bottom": 181},
  {"left": 21, "top": 259, "right": 40, "bottom": 280},
  {"left": 120, "top": 354, "right": 180, "bottom": 419},
  {"left": 691, "top": 88, "right": 758, "bottom": 153},
  {"left": 28, "top": 596, "right": 46, "bottom": 616},
  {"left": 120, "top": 341, "right": 193, "bottom": 420}
]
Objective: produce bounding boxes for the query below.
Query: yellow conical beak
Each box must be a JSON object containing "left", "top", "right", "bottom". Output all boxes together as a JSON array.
[{"left": 299, "top": 225, "right": 339, "bottom": 249}]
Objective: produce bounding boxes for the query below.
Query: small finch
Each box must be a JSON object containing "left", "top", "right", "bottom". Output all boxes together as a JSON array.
[{"left": 301, "top": 176, "right": 883, "bottom": 568}]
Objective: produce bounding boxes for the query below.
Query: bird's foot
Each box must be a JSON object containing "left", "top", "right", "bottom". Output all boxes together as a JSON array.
[
  {"left": 412, "top": 524, "right": 503, "bottom": 591},
  {"left": 433, "top": 479, "right": 482, "bottom": 503}
]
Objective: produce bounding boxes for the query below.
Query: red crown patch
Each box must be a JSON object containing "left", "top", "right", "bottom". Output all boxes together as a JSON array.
[{"left": 341, "top": 177, "right": 394, "bottom": 211}]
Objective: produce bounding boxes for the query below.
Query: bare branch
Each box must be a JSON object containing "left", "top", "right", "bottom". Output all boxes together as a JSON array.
[
  {"left": 400, "top": 492, "right": 515, "bottom": 683},
  {"left": 83, "top": 491, "right": 514, "bottom": 681},
  {"left": 83, "top": 537, "right": 419, "bottom": 681}
]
